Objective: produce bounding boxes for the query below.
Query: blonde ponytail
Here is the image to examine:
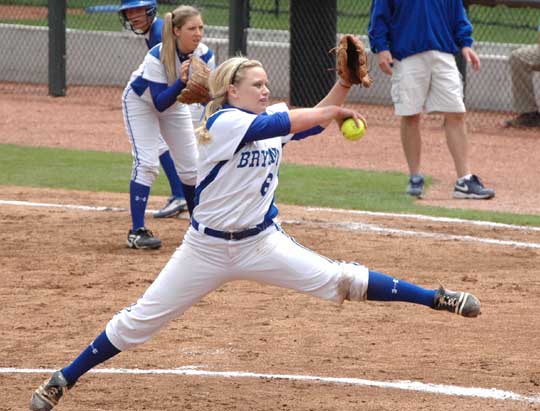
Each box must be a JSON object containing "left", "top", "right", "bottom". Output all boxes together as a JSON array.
[
  {"left": 196, "top": 96, "right": 228, "bottom": 145},
  {"left": 161, "top": 12, "right": 177, "bottom": 84}
]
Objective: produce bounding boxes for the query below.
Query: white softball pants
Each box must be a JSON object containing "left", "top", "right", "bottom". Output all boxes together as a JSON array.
[
  {"left": 122, "top": 87, "right": 198, "bottom": 187},
  {"left": 106, "top": 226, "right": 369, "bottom": 351}
]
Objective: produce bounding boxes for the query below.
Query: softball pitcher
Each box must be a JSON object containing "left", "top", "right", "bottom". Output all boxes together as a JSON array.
[
  {"left": 120, "top": 0, "right": 188, "bottom": 220},
  {"left": 30, "top": 57, "right": 480, "bottom": 411},
  {"left": 121, "top": 4, "right": 215, "bottom": 249}
]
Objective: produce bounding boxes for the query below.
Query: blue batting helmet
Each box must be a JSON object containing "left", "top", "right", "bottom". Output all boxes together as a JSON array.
[{"left": 119, "top": 0, "right": 157, "bottom": 34}]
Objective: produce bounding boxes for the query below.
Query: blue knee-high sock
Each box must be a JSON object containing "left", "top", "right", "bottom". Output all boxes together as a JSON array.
[
  {"left": 61, "top": 331, "right": 120, "bottom": 385},
  {"left": 159, "top": 151, "right": 184, "bottom": 199},
  {"left": 130, "top": 180, "right": 151, "bottom": 231},
  {"left": 367, "top": 271, "right": 436, "bottom": 307},
  {"left": 181, "top": 184, "right": 195, "bottom": 216}
]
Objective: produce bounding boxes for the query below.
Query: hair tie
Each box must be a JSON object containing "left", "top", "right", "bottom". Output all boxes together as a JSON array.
[{"left": 210, "top": 91, "right": 226, "bottom": 102}]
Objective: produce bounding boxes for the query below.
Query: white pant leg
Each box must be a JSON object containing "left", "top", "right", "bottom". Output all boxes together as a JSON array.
[
  {"left": 105, "top": 227, "right": 369, "bottom": 352},
  {"left": 106, "top": 235, "right": 229, "bottom": 351},
  {"left": 234, "top": 229, "right": 369, "bottom": 303},
  {"left": 158, "top": 104, "right": 198, "bottom": 186},
  {"left": 425, "top": 51, "right": 465, "bottom": 113},
  {"left": 122, "top": 87, "right": 161, "bottom": 186},
  {"left": 157, "top": 135, "right": 170, "bottom": 157}
]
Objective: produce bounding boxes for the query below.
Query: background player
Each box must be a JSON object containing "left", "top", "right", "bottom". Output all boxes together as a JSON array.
[
  {"left": 120, "top": 0, "right": 209, "bottom": 132},
  {"left": 119, "top": 0, "right": 187, "bottom": 219},
  {"left": 30, "top": 56, "right": 481, "bottom": 410},
  {"left": 121, "top": 4, "right": 215, "bottom": 249}
]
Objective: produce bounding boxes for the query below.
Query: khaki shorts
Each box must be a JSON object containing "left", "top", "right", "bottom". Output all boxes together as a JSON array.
[{"left": 391, "top": 50, "right": 466, "bottom": 116}]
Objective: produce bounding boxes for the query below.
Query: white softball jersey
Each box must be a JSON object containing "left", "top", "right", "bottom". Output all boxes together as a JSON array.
[
  {"left": 193, "top": 103, "right": 293, "bottom": 231},
  {"left": 122, "top": 42, "right": 215, "bottom": 186},
  {"left": 106, "top": 103, "right": 369, "bottom": 351},
  {"left": 129, "top": 42, "right": 215, "bottom": 104}
]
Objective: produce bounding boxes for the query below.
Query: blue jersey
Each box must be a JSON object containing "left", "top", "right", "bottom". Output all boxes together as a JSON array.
[{"left": 368, "top": 0, "right": 473, "bottom": 61}]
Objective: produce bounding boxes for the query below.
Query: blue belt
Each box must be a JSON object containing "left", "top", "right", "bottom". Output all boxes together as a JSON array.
[{"left": 191, "top": 217, "right": 275, "bottom": 241}]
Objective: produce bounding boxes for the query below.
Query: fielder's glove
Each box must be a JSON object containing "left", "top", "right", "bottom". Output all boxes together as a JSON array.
[
  {"left": 335, "top": 34, "right": 373, "bottom": 88},
  {"left": 177, "top": 56, "right": 211, "bottom": 105}
]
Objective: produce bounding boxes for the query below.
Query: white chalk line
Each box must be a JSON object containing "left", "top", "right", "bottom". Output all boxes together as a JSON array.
[
  {"left": 282, "top": 219, "right": 540, "bottom": 249},
  {"left": 0, "top": 199, "right": 128, "bottom": 213},
  {"left": 0, "top": 199, "right": 163, "bottom": 214},
  {"left": 3, "top": 199, "right": 538, "bottom": 231},
  {"left": 2, "top": 367, "right": 539, "bottom": 404},
  {"left": 2, "top": 199, "right": 540, "bottom": 249},
  {"left": 307, "top": 206, "right": 540, "bottom": 232}
]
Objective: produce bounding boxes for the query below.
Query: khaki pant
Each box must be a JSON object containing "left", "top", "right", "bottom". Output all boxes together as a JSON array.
[
  {"left": 391, "top": 51, "right": 465, "bottom": 116},
  {"left": 509, "top": 44, "right": 540, "bottom": 113}
]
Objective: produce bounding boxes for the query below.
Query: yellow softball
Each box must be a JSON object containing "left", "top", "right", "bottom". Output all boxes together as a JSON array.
[{"left": 341, "top": 118, "right": 365, "bottom": 141}]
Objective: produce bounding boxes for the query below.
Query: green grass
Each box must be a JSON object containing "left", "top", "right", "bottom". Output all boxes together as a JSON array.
[
  {"left": 2, "top": 143, "right": 540, "bottom": 227},
  {"left": 2, "top": 144, "right": 131, "bottom": 192},
  {"left": 1, "top": 0, "right": 539, "bottom": 44}
]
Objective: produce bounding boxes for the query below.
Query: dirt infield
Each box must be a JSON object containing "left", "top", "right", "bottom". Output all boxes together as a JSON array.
[
  {"left": 2, "top": 187, "right": 540, "bottom": 410},
  {"left": 1, "top": 90, "right": 540, "bottom": 410}
]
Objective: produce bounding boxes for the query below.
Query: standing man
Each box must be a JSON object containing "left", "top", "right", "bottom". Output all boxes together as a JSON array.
[
  {"left": 503, "top": 20, "right": 540, "bottom": 128},
  {"left": 368, "top": 0, "right": 495, "bottom": 200}
]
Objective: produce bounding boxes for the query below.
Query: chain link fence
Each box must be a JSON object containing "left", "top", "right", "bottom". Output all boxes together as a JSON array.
[{"left": 1, "top": 0, "right": 539, "bottom": 125}]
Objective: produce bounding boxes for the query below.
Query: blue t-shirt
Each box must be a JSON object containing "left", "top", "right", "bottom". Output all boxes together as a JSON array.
[{"left": 368, "top": 0, "right": 473, "bottom": 61}]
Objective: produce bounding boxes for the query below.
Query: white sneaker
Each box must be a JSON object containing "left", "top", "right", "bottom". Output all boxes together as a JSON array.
[
  {"left": 453, "top": 175, "right": 495, "bottom": 200},
  {"left": 153, "top": 196, "right": 187, "bottom": 218}
]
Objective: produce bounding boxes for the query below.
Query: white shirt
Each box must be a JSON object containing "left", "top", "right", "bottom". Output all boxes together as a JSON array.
[{"left": 128, "top": 42, "right": 215, "bottom": 105}]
